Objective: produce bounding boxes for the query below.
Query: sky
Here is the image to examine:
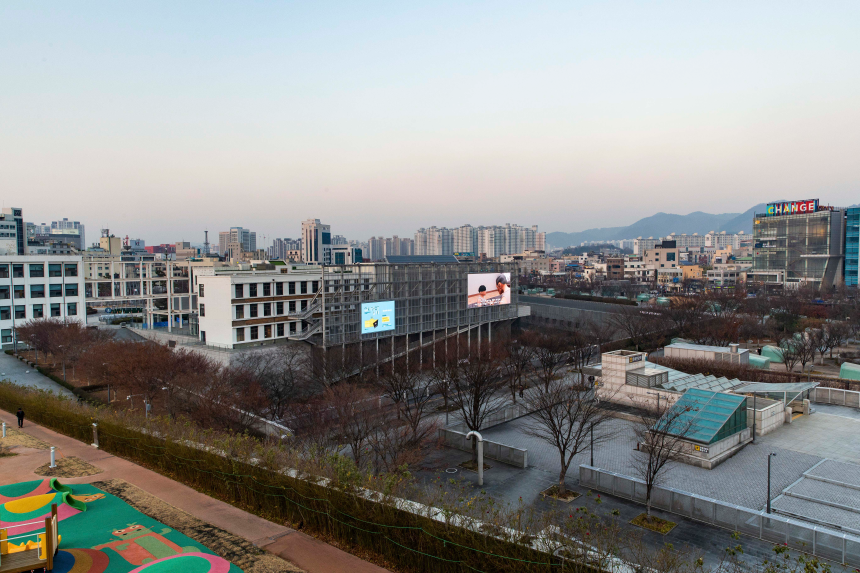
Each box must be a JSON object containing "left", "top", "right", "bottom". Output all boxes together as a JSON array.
[{"left": 2, "top": 1, "right": 859, "bottom": 246}]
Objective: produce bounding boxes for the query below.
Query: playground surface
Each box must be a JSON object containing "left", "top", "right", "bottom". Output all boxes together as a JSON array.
[{"left": 0, "top": 477, "right": 242, "bottom": 573}]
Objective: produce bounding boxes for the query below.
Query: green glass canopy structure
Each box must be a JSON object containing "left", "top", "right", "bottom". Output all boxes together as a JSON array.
[{"left": 658, "top": 388, "right": 748, "bottom": 445}]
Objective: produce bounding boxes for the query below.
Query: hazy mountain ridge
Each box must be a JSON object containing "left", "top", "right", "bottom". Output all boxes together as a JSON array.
[{"left": 547, "top": 203, "right": 768, "bottom": 248}]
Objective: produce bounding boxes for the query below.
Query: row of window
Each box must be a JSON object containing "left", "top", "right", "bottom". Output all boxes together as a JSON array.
[
  {"left": 223, "top": 299, "right": 309, "bottom": 320},
  {"left": 222, "top": 280, "right": 319, "bottom": 299},
  {"left": 0, "top": 284, "right": 78, "bottom": 299},
  {"left": 0, "top": 263, "right": 78, "bottom": 279},
  {"left": 0, "top": 303, "right": 77, "bottom": 321},
  {"left": 235, "top": 322, "right": 298, "bottom": 342}
]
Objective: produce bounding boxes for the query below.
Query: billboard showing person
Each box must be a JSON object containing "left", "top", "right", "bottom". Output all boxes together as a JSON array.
[{"left": 467, "top": 273, "right": 511, "bottom": 308}]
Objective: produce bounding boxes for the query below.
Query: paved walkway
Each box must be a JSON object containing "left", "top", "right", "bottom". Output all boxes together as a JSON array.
[
  {"left": 0, "top": 352, "right": 74, "bottom": 397},
  {"left": 0, "top": 409, "right": 390, "bottom": 573}
]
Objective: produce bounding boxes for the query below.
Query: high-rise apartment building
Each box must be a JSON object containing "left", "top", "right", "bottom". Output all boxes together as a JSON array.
[
  {"left": 749, "top": 199, "right": 845, "bottom": 289},
  {"left": 218, "top": 227, "right": 256, "bottom": 256},
  {"left": 633, "top": 237, "right": 660, "bottom": 255},
  {"left": 414, "top": 227, "right": 454, "bottom": 256},
  {"left": 845, "top": 207, "right": 859, "bottom": 287},
  {"left": 268, "top": 238, "right": 302, "bottom": 261},
  {"left": 421, "top": 224, "right": 545, "bottom": 257},
  {"left": 302, "top": 219, "right": 332, "bottom": 264}
]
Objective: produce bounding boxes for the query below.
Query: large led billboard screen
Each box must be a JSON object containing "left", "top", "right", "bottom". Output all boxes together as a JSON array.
[
  {"left": 361, "top": 300, "right": 396, "bottom": 334},
  {"left": 467, "top": 273, "right": 511, "bottom": 308}
]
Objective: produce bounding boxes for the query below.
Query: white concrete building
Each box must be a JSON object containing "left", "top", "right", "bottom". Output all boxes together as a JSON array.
[
  {"left": 0, "top": 255, "right": 86, "bottom": 349},
  {"left": 633, "top": 237, "right": 660, "bottom": 255},
  {"left": 196, "top": 266, "right": 323, "bottom": 347}
]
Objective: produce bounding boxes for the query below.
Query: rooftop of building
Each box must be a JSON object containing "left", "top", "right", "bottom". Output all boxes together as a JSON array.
[{"left": 666, "top": 342, "right": 750, "bottom": 354}]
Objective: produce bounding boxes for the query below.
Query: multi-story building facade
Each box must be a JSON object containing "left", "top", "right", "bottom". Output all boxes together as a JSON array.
[
  {"left": 643, "top": 240, "right": 679, "bottom": 270},
  {"left": 705, "top": 231, "right": 745, "bottom": 250},
  {"left": 218, "top": 227, "right": 256, "bottom": 257},
  {"left": 633, "top": 237, "right": 660, "bottom": 255},
  {"left": 82, "top": 254, "right": 196, "bottom": 331},
  {"left": 0, "top": 208, "right": 25, "bottom": 256},
  {"left": 749, "top": 200, "right": 845, "bottom": 289},
  {"left": 196, "top": 261, "right": 522, "bottom": 351},
  {"left": 0, "top": 255, "right": 86, "bottom": 349},
  {"left": 52, "top": 218, "right": 86, "bottom": 249},
  {"left": 301, "top": 219, "right": 332, "bottom": 264},
  {"left": 846, "top": 207, "right": 859, "bottom": 287},
  {"left": 707, "top": 263, "right": 752, "bottom": 288},
  {"left": 663, "top": 233, "right": 706, "bottom": 250}
]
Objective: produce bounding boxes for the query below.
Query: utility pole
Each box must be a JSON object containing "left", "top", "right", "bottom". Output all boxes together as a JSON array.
[{"left": 767, "top": 452, "right": 777, "bottom": 513}]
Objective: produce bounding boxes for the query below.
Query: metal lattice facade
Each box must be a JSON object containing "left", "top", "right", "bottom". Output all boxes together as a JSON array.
[{"left": 321, "top": 262, "right": 519, "bottom": 346}]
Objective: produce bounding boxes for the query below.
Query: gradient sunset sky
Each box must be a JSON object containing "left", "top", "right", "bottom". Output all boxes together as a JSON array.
[{"left": 3, "top": 1, "right": 859, "bottom": 244}]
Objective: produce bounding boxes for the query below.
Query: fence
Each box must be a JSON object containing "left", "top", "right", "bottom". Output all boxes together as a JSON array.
[
  {"left": 579, "top": 465, "right": 860, "bottom": 567},
  {"left": 482, "top": 403, "right": 531, "bottom": 429},
  {"left": 811, "top": 387, "right": 860, "bottom": 408},
  {"left": 438, "top": 427, "right": 528, "bottom": 468}
]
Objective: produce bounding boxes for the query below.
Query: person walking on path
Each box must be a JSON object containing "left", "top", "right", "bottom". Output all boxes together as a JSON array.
[{"left": 16, "top": 407, "right": 24, "bottom": 428}]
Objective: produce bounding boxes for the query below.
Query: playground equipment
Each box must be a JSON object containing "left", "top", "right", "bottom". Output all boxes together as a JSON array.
[{"left": 0, "top": 503, "right": 59, "bottom": 573}]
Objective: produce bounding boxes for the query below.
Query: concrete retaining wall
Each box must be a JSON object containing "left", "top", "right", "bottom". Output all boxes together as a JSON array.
[
  {"left": 437, "top": 428, "right": 528, "bottom": 468},
  {"left": 579, "top": 465, "right": 860, "bottom": 567}
]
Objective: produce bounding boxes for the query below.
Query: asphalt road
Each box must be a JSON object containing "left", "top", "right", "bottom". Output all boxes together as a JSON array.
[
  {"left": 519, "top": 295, "right": 634, "bottom": 314},
  {"left": 0, "top": 352, "right": 74, "bottom": 398}
]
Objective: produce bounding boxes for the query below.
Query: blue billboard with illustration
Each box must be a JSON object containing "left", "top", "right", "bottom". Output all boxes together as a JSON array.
[{"left": 361, "top": 300, "right": 396, "bottom": 334}]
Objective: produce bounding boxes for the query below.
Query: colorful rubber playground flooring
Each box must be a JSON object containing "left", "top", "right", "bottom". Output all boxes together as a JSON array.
[{"left": 0, "top": 478, "right": 242, "bottom": 573}]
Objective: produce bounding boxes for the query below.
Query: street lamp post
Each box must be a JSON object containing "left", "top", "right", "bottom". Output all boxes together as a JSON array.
[
  {"left": 590, "top": 423, "right": 595, "bottom": 466},
  {"left": 767, "top": 452, "right": 777, "bottom": 513},
  {"left": 58, "top": 345, "right": 66, "bottom": 381},
  {"left": 102, "top": 363, "right": 110, "bottom": 402}
]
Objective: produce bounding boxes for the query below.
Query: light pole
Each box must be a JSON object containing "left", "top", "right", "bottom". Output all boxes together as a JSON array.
[
  {"left": 590, "top": 423, "right": 595, "bottom": 466},
  {"left": 58, "top": 345, "right": 66, "bottom": 381},
  {"left": 646, "top": 390, "right": 661, "bottom": 412},
  {"left": 102, "top": 363, "right": 110, "bottom": 402},
  {"left": 752, "top": 393, "right": 756, "bottom": 444},
  {"left": 767, "top": 452, "right": 777, "bottom": 513}
]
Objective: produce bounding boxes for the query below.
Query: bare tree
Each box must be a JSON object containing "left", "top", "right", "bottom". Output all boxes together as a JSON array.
[
  {"left": 235, "top": 344, "right": 311, "bottom": 422},
  {"left": 522, "top": 379, "right": 617, "bottom": 496},
  {"left": 795, "top": 334, "right": 818, "bottom": 377},
  {"left": 585, "top": 319, "right": 618, "bottom": 356},
  {"left": 450, "top": 349, "right": 505, "bottom": 463},
  {"left": 525, "top": 330, "right": 572, "bottom": 390},
  {"left": 782, "top": 342, "right": 802, "bottom": 373},
  {"left": 609, "top": 307, "right": 652, "bottom": 351},
  {"left": 327, "top": 384, "right": 381, "bottom": 469},
  {"left": 500, "top": 338, "right": 534, "bottom": 403},
  {"left": 377, "top": 359, "right": 436, "bottom": 444},
  {"left": 821, "top": 322, "right": 848, "bottom": 361},
  {"left": 631, "top": 396, "right": 697, "bottom": 518}
]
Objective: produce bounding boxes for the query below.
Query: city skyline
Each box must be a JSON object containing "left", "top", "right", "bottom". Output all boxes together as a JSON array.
[{"left": 3, "top": 2, "right": 860, "bottom": 242}]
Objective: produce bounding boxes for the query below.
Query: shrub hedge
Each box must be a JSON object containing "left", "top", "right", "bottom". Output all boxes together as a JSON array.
[{"left": 0, "top": 382, "right": 587, "bottom": 573}]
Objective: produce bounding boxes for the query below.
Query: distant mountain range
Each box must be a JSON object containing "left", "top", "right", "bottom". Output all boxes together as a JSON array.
[{"left": 547, "top": 203, "right": 769, "bottom": 248}]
